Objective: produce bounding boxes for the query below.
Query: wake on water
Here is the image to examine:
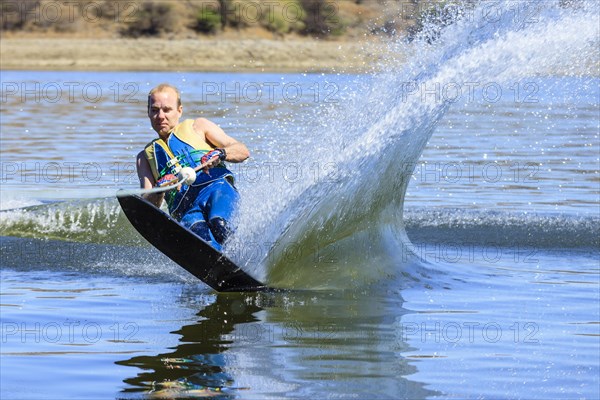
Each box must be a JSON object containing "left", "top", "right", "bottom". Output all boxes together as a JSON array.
[{"left": 1, "top": 0, "right": 598, "bottom": 289}]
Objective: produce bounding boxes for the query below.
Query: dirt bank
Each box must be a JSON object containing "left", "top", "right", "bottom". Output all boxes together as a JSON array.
[{"left": 0, "top": 37, "right": 390, "bottom": 72}]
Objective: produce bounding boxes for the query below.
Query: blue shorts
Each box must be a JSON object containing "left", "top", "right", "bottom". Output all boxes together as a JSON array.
[{"left": 177, "top": 178, "right": 239, "bottom": 251}]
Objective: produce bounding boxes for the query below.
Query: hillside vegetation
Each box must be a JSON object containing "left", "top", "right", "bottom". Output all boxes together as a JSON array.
[{"left": 0, "top": 0, "right": 437, "bottom": 40}]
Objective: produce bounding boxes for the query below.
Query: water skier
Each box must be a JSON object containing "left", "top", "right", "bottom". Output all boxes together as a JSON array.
[{"left": 136, "top": 83, "right": 249, "bottom": 251}]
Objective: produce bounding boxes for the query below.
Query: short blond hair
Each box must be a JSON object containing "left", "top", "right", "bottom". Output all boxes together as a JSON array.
[{"left": 147, "top": 83, "right": 181, "bottom": 113}]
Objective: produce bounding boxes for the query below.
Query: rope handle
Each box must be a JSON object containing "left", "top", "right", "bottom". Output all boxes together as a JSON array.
[{"left": 116, "top": 156, "right": 219, "bottom": 197}]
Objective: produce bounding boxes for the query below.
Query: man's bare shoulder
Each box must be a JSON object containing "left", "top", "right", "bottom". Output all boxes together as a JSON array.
[{"left": 192, "top": 117, "right": 214, "bottom": 133}]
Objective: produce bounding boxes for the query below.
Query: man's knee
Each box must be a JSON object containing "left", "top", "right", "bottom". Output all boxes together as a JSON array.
[{"left": 209, "top": 217, "right": 231, "bottom": 244}]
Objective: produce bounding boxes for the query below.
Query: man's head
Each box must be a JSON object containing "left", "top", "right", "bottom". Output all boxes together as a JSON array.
[{"left": 147, "top": 83, "right": 183, "bottom": 138}]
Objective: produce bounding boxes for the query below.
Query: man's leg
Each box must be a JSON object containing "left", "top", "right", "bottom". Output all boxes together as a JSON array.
[
  {"left": 179, "top": 198, "right": 222, "bottom": 251},
  {"left": 206, "top": 180, "right": 239, "bottom": 245}
]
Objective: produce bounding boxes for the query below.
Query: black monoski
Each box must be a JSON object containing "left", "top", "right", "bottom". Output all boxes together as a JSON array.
[{"left": 118, "top": 194, "right": 266, "bottom": 292}]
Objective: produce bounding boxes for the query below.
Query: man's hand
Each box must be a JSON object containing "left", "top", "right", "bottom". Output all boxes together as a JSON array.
[
  {"left": 156, "top": 174, "right": 177, "bottom": 187},
  {"left": 200, "top": 148, "right": 226, "bottom": 173}
]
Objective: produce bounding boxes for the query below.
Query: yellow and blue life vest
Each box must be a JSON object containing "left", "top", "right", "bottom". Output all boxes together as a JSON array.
[{"left": 143, "top": 119, "right": 234, "bottom": 214}]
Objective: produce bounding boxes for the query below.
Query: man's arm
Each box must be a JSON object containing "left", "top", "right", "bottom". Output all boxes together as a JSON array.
[
  {"left": 136, "top": 151, "right": 164, "bottom": 207},
  {"left": 193, "top": 118, "right": 250, "bottom": 162}
]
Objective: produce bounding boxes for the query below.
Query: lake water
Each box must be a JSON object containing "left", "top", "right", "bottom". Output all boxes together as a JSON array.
[{"left": 1, "top": 1, "right": 599, "bottom": 399}]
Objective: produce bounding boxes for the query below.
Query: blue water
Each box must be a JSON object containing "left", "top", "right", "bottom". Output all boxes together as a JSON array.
[{"left": 1, "top": 0, "right": 599, "bottom": 398}]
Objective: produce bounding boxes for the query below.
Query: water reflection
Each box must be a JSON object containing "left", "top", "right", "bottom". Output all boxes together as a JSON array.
[
  {"left": 116, "top": 293, "right": 261, "bottom": 398},
  {"left": 117, "top": 290, "right": 437, "bottom": 399}
]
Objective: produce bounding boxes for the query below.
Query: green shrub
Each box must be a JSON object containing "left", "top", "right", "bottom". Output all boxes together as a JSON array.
[
  {"left": 121, "top": 1, "right": 176, "bottom": 38},
  {"left": 299, "top": 0, "right": 346, "bottom": 38},
  {"left": 261, "top": 1, "right": 305, "bottom": 36},
  {"left": 193, "top": 7, "right": 221, "bottom": 33},
  {"left": 0, "top": 0, "right": 39, "bottom": 30}
]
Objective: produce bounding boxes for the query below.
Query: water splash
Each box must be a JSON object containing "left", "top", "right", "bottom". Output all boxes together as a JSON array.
[{"left": 228, "top": 0, "right": 599, "bottom": 288}]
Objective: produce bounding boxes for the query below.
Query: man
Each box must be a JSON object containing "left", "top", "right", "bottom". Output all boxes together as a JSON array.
[{"left": 136, "top": 83, "right": 250, "bottom": 251}]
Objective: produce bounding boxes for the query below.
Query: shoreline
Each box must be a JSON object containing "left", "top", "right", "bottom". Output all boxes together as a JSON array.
[
  {"left": 1, "top": 37, "right": 596, "bottom": 76},
  {"left": 0, "top": 37, "right": 390, "bottom": 73}
]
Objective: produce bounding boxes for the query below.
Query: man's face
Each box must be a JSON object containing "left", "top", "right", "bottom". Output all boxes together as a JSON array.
[{"left": 148, "top": 89, "right": 182, "bottom": 137}]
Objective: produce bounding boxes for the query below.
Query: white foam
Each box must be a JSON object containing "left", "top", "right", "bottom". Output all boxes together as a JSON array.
[{"left": 0, "top": 194, "right": 43, "bottom": 211}]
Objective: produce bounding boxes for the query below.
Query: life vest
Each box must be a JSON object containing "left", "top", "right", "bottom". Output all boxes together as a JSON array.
[{"left": 143, "top": 119, "right": 234, "bottom": 215}]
